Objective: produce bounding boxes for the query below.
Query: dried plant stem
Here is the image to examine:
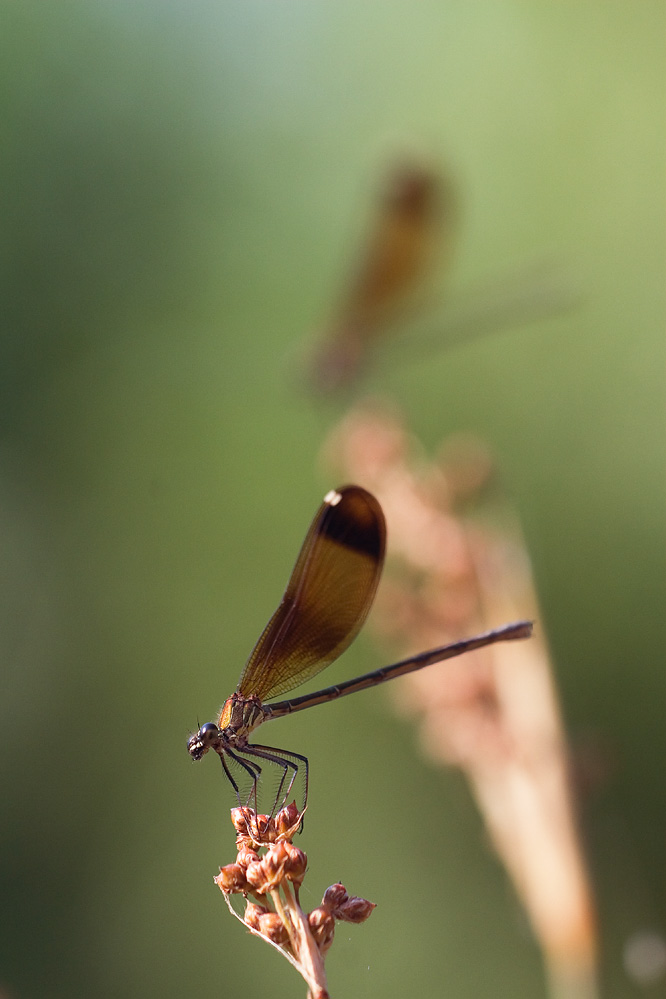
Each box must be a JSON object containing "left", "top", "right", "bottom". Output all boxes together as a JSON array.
[
  {"left": 323, "top": 404, "right": 600, "bottom": 998},
  {"left": 473, "top": 548, "right": 599, "bottom": 999},
  {"left": 222, "top": 889, "right": 329, "bottom": 998},
  {"left": 270, "top": 888, "right": 298, "bottom": 951},
  {"left": 546, "top": 959, "right": 599, "bottom": 999},
  {"left": 222, "top": 891, "right": 301, "bottom": 971},
  {"left": 282, "top": 882, "right": 330, "bottom": 999}
]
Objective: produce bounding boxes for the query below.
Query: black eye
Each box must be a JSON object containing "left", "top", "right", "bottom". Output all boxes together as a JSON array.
[{"left": 200, "top": 722, "right": 219, "bottom": 743}]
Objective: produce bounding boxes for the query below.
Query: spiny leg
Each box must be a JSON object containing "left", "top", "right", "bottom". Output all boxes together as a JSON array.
[
  {"left": 225, "top": 747, "right": 263, "bottom": 826},
  {"left": 219, "top": 752, "right": 242, "bottom": 803},
  {"left": 247, "top": 743, "right": 310, "bottom": 816},
  {"left": 219, "top": 750, "right": 261, "bottom": 814},
  {"left": 242, "top": 745, "right": 298, "bottom": 819}
]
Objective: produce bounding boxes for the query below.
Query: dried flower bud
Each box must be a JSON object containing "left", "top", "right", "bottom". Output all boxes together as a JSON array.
[
  {"left": 252, "top": 813, "right": 276, "bottom": 843},
  {"left": 230, "top": 807, "right": 254, "bottom": 836},
  {"left": 321, "top": 883, "right": 348, "bottom": 912},
  {"left": 245, "top": 859, "right": 269, "bottom": 893},
  {"left": 336, "top": 896, "right": 376, "bottom": 923},
  {"left": 275, "top": 801, "right": 301, "bottom": 839},
  {"left": 245, "top": 843, "right": 289, "bottom": 894},
  {"left": 236, "top": 849, "right": 261, "bottom": 869},
  {"left": 214, "top": 863, "right": 249, "bottom": 894},
  {"left": 258, "top": 911, "right": 290, "bottom": 946},
  {"left": 262, "top": 842, "right": 288, "bottom": 885},
  {"left": 235, "top": 833, "right": 255, "bottom": 854},
  {"left": 230, "top": 808, "right": 275, "bottom": 845},
  {"left": 308, "top": 906, "right": 336, "bottom": 951},
  {"left": 283, "top": 842, "right": 307, "bottom": 885},
  {"left": 244, "top": 901, "right": 269, "bottom": 930}
]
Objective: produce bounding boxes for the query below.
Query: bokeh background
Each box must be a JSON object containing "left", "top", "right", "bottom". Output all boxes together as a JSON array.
[{"left": 1, "top": 3, "right": 663, "bottom": 998}]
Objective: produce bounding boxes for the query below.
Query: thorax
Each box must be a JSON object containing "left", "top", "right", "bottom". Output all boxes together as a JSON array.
[{"left": 217, "top": 693, "right": 266, "bottom": 743}]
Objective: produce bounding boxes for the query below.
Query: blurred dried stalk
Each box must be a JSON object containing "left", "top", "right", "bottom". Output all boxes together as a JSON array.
[
  {"left": 215, "top": 802, "right": 375, "bottom": 999},
  {"left": 323, "top": 402, "right": 598, "bottom": 999}
]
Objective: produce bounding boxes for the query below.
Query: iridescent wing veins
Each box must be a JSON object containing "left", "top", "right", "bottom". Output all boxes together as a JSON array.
[{"left": 235, "top": 486, "right": 386, "bottom": 702}]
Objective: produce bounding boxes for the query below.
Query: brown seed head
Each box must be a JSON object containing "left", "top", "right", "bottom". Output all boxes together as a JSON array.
[
  {"left": 283, "top": 842, "right": 307, "bottom": 885},
  {"left": 244, "top": 859, "right": 270, "bottom": 893},
  {"left": 263, "top": 842, "right": 289, "bottom": 882},
  {"left": 253, "top": 813, "right": 276, "bottom": 843},
  {"left": 230, "top": 807, "right": 254, "bottom": 835},
  {"left": 275, "top": 801, "right": 301, "bottom": 839},
  {"left": 308, "top": 906, "right": 336, "bottom": 951},
  {"left": 244, "top": 901, "right": 270, "bottom": 931},
  {"left": 214, "top": 863, "right": 249, "bottom": 894},
  {"left": 236, "top": 848, "right": 261, "bottom": 869},
  {"left": 321, "top": 883, "right": 348, "bottom": 912},
  {"left": 258, "top": 911, "right": 290, "bottom": 946},
  {"left": 245, "top": 843, "right": 290, "bottom": 894},
  {"left": 337, "top": 896, "right": 377, "bottom": 923},
  {"left": 230, "top": 808, "right": 275, "bottom": 845}
]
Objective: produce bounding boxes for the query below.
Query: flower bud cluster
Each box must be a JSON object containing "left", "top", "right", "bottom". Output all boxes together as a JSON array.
[
  {"left": 215, "top": 803, "right": 307, "bottom": 898},
  {"left": 214, "top": 805, "right": 375, "bottom": 965},
  {"left": 230, "top": 801, "right": 302, "bottom": 845},
  {"left": 321, "top": 882, "right": 377, "bottom": 923},
  {"left": 307, "top": 882, "right": 376, "bottom": 954},
  {"left": 244, "top": 838, "right": 308, "bottom": 894}
]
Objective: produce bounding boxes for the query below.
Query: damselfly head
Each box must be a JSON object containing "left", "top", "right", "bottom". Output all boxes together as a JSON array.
[{"left": 187, "top": 721, "right": 220, "bottom": 761}]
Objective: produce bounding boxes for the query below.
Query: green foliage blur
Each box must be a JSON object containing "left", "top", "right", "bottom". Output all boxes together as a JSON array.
[{"left": 1, "top": 3, "right": 663, "bottom": 998}]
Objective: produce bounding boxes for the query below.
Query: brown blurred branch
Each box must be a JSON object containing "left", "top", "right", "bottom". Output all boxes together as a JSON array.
[{"left": 323, "top": 401, "right": 598, "bottom": 999}]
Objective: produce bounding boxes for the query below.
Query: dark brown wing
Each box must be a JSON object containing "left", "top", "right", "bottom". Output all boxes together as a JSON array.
[{"left": 235, "top": 486, "right": 386, "bottom": 702}]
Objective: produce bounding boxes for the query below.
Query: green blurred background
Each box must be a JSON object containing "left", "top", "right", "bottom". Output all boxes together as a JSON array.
[{"left": 1, "top": 3, "right": 663, "bottom": 997}]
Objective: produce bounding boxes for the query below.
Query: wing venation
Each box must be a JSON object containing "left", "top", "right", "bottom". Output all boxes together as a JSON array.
[{"left": 235, "top": 485, "right": 386, "bottom": 702}]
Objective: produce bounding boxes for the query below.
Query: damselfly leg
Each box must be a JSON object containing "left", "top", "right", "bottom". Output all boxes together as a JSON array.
[{"left": 218, "top": 744, "right": 308, "bottom": 834}]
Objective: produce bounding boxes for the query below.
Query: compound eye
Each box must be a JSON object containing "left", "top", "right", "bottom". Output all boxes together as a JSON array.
[{"left": 199, "top": 722, "right": 219, "bottom": 744}]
